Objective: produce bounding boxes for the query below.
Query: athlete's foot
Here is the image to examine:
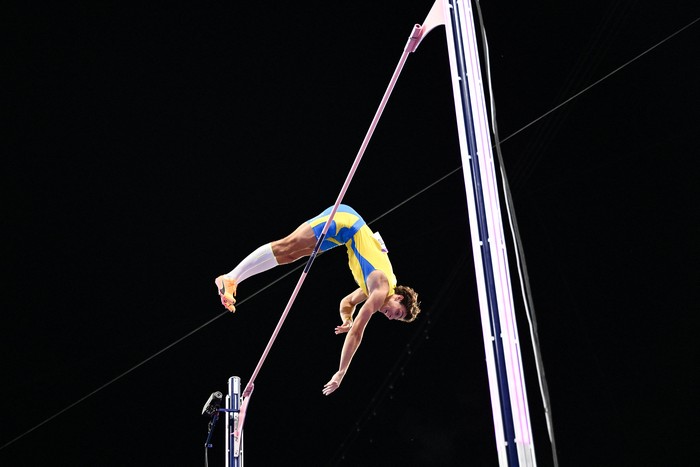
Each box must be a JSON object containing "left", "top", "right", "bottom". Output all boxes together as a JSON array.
[{"left": 215, "top": 276, "right": 237, "bottom": 313}]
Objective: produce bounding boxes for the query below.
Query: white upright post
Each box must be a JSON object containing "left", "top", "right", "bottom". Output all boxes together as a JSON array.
[
  {"left": 225, "top": 376, "right": 243, "bottom": 467},
  {"left": 438, "top": 0, "right": 536, "bottom": 465}
]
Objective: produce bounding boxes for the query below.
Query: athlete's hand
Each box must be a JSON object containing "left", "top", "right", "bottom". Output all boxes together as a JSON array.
[
  {"left": 322, "top": 371, "right": 345, "bottom": 396},
  {"left": 334, "top": 320, "right": 353, "bottom": 335}
]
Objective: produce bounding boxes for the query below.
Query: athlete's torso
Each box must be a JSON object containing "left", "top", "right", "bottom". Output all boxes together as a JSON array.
[{"left": 307, "top": 205, "right": 397, "bottom": 296}]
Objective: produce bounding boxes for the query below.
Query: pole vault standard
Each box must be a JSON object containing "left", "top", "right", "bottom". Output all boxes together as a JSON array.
[
  {"left": 201, "top": 379, "right": 242, "bottom": 467},
  {"left": 225, "top": 377, "right": 243, "bottom": 467},
  {"left": 414, "top": 1, "right": 538, "bottom": 465}
]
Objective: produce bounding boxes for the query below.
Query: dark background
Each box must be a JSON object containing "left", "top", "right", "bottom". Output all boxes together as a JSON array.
[{"left": 4, "top": 1, "right": 699, "bottom": 466}]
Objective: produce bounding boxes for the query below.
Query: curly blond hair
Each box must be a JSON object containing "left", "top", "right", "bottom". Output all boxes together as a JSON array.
[{"left": 394, "top": 285, "right": 421, "bottom": 323}]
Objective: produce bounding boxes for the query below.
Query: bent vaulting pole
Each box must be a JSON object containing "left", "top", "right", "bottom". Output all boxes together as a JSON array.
[
  {"left": 231, "top": 22, "right": 425, "bottom": 448},
  {"left": 414, "top": 0, "right": 538, "bottom": 465}
]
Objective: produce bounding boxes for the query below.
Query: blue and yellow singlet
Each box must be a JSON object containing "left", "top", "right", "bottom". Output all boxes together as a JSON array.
[{"left": 307, "top": 205, "right": 396, "bottom": 297}]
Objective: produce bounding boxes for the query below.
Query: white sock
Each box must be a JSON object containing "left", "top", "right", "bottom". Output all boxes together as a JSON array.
[{"left": 224, "top": 243, "right": 279, "bottom": 284}]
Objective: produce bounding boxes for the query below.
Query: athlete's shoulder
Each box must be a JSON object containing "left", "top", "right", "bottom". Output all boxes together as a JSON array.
[{"left": 366, "top": 269, "right": 390, "bottom": 291}]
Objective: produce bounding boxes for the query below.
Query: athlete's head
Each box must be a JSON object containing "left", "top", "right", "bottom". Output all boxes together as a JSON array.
[{"left": 394, "top": 285, "right": 421, "bottom": 323}]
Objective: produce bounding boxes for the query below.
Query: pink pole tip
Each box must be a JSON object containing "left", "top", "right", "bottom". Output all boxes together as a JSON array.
[{"left": 406, "top": 24, "right": 423, "bottom": 53}]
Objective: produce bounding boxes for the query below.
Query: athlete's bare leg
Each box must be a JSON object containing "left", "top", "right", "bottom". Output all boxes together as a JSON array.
[{"left": 271, "top": 223, "right": 317, "bottom": 264}]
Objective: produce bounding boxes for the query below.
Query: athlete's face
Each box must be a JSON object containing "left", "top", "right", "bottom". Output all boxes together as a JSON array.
[{"left": 380, "top": 295, "right": 407, "bottom": 321}]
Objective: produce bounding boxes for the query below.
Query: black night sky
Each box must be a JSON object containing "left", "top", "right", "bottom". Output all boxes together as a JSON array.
[{"left": 4, "top": 2, "right": 699, "bottom": 466}]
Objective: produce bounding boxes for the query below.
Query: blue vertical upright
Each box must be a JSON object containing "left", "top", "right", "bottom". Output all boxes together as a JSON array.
[
  {"left": 225, "top": 376, "right": 243, "bottom": 467},
  {"left": 431, "top": 0, "right": 537, "bottom": 464}
]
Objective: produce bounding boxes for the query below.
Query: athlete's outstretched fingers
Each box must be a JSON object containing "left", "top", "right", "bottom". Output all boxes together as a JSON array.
[{"left": 322, "top": 380, "right": 339, "bottom": 396}]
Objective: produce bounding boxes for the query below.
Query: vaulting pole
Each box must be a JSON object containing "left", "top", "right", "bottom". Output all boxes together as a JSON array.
[
  {"left": 442, "top": 0, "right": 537, "bottom": 464},
  {"left": 414, "top": 1, "right": 538, "bottom": 464},
  {"left": 230, "top": 21, "right": 425, "bottom": 448}
]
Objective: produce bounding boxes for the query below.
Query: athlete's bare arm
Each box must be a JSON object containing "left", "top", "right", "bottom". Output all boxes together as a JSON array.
[
  {"left": 334, "top": 288, "right": 366, "bottom": 334},
  {"left": 322, "top": 272, "right": 390, "bottom": 396}
]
